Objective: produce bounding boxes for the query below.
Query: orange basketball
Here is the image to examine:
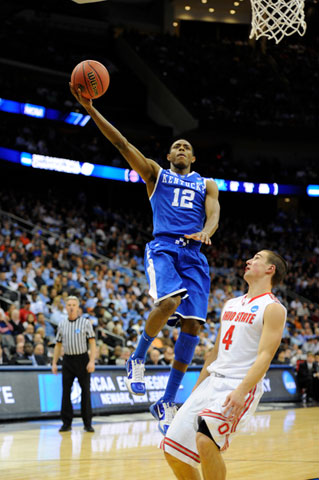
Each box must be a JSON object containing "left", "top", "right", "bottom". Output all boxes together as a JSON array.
[{"left": 71, "top": 60, "right": 110, "bottom": 99}]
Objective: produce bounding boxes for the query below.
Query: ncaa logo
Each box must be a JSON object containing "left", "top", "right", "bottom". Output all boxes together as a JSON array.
[
  {"left": 282, "top": 371, "right": 296, "bottom": 395},
  {"left": 251, "top": 306, "right": 259, "bottom": 313}
]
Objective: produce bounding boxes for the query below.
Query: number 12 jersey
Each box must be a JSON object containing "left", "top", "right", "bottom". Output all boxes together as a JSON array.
[{"left": 150, "top": 168, "right": 208, "bottom": 237}]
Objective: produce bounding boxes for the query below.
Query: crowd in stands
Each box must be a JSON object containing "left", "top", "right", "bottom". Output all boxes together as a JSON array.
[
  {"left": 3, "top": 10, "right": 319, "bottom": 132},
  {"left": 1, "top": 110, "right": 318, "bottom": 187},
  {"left": 1, "top": 15, "right": 319, "bottom": 185},
  {"left": 0, "top": 188, "right": 318, "bottom": 401},
  {"left": 0, "top": 8, "right": 318, "bottom": 403},
  {"left": 126, "top": 30, "right": 319, "bottom": 130}
]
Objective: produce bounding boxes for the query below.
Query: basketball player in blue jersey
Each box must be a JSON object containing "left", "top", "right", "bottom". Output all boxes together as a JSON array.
[{"left": 70, "top": 84, "right": 220, "bottom": 434}]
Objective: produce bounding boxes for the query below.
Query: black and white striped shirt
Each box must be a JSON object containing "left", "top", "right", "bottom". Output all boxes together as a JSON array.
[{"left": 56, "top": 316, "right": 95, "bottom": 355}]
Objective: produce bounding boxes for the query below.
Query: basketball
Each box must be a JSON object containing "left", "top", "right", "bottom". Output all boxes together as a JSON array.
[{"left": 70, "top": 60, "right": 110, "bottom": 99}]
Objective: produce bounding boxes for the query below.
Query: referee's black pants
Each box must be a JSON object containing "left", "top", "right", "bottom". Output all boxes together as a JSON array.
[{"left": 61, "top": 353, "right": 92, "bottom": 427}]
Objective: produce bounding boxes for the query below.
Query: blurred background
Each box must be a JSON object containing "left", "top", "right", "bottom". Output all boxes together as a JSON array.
[{"left": 0, "top": 0, "right": 318, "bottom": 412}]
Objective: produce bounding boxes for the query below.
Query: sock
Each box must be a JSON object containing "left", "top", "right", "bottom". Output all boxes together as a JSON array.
[
  {"left": 161, "top": 332, "right": 199, "bottom": 403},
  {"left": 131, "top": 330, "right": 155, "bottom": 361},
  {"left": 162, "top": 368, "right": 185, "bottom": 403}
]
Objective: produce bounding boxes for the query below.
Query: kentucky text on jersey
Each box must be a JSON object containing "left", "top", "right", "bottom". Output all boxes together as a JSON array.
[
  {"left": 161, "top": 173, "right": 206, "bottom": 193},
  {"left": 150, "top": 168, "right": 208, "bottom": 237},
  {"left": 222, "top": 311, "right": 256, "bottom": 324}
]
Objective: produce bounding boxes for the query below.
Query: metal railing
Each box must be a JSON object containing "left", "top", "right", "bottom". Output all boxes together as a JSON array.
[{"left": 0, "top": 285, "right": 21, "bottom": 310}]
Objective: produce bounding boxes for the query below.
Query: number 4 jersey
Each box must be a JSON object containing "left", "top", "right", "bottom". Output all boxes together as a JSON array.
[
  {"left": 208, "top": 293, "right": 287, "bottom": 378},
  {"left": 150, "top": 168, "right": 208, "bottom": 237}
]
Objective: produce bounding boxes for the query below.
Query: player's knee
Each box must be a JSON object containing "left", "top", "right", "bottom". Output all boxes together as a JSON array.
[
  {"left": 196, "top": 432, "right": 216, "bottom": 456},
  {"left": 159, "top": 295, "right": 181, "bottom": 316},
  {"left": 180, "top": 318, "right": 200, "bottom": 335},
  {"left": 164, "top": 451, "right": 178, "bottom": 466}
]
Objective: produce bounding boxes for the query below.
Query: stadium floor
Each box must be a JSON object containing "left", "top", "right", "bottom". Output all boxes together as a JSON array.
[{"left": 0, "top": 404, "right": 318, "bottom": 480}]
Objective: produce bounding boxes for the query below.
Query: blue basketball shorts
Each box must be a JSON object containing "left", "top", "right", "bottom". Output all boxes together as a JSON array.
[{"left": 144, "top": 236, "right": 210, "bottom": 324}]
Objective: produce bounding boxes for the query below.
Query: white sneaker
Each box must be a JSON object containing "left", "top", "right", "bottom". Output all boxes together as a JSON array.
[
  {"left": 125, "top": 356, "right": 146, "bottom": 396},
  {"left": 149, "top": 399, "right": 178, "bottom": 435}
]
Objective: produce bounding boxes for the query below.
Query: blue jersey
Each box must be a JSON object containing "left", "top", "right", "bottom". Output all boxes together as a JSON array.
[{"left": 150, "top": 168, "right": 207, "bottom": 237}]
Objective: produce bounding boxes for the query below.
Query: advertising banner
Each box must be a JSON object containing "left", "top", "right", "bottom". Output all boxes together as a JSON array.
[
  {"left": 0, "top": 370, "right": 40, "bottom": 418},
  {"left": 0, "top": 365, "right": 299, "bottom": 420}
]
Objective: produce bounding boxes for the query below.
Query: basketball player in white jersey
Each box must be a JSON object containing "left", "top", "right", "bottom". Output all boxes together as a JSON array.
[{"left": 162, "top": 249, "right": 287, "bottom": 480}]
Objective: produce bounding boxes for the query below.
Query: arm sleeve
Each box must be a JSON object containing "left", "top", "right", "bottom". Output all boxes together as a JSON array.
[
  {"left": 55, "top": 323, "right": 63, "bottom": 343},
  {"left": 85, "top": 320, "right": 95, "bottom": 339}
]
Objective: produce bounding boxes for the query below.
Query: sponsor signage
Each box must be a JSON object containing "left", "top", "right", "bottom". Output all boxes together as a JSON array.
[
  {"left": 0, "top": 365, "right": 299, "bottom": 420},
  {"left": 38, "top": 368, "right": 199, "bottom": 414},
  {"left": 0, "top": 146, "right": 309, "bottom": 195},
  {"left": 262, "top": 366, "right": 299, "bottom": 402},
  {"left": 0, "top": 371, "right": 40, "bottom": 417},
  {"left": 0, "top": 97, "right": 90, "bottom": 126}
]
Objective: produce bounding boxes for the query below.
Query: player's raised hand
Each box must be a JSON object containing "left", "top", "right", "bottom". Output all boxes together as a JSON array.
[
  {"left": 185, "top": 232, "right": 211, "bottom": 245},
  {"left": 69, "top": 82, "right": 92, "bottom": 110}
]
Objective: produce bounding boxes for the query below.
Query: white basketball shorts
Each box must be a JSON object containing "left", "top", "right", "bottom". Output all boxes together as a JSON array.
[{"left": 160, "top": 373, "right": 264, "bottom": 468}]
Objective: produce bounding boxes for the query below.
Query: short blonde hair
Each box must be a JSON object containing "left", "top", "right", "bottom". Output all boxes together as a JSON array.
[{"left": 66, "top": 296, "right": 80, "bottom": 305}]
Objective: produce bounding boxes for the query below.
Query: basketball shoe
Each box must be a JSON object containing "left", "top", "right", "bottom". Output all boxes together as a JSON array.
[
  {"left": 125, "top": 356, "right": 146, "bottom": 396},
  {"left": 149, "top": 399, "right": 178, "bottom": 435}
]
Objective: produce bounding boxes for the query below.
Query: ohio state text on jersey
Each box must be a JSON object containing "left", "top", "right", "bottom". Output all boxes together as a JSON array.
[{"left": 208, "top": 292, "right": 287, "bottom": 378}]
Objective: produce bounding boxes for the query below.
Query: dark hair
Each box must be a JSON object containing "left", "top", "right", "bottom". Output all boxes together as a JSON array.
[{"left": 263, "top": 250, "right": 288, "bottom": 287}]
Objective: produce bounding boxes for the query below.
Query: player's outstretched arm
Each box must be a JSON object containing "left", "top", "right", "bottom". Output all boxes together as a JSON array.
[
  {"left": 222, "top": 302, "right": 286, "bottom": 420},
  {"left": 69, "top": 84, "right": 160, "bottom": 186},
  {"left": 185, "top": 179, "right": 220, "bottom": 245}
]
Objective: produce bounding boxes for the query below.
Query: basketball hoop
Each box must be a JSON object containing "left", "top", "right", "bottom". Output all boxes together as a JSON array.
[{"left": 249, "top": 0, "right": 307, "bottom": 44}]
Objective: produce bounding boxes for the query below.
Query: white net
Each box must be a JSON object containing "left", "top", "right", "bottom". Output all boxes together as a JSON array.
[{"left": 249, "top": 0, "right": 307, "bottom": 44}]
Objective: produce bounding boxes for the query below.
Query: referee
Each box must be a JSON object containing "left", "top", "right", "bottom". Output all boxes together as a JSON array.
[{"left": 52, "top": 296, "right": 96, "bottom": 432}]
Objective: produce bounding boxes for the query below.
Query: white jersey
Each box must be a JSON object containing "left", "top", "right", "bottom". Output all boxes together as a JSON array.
[{"left": 208, "top": 292, "right": 287, "bottom": 379}]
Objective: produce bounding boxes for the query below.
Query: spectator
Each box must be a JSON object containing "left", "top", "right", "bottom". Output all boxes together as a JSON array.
[
  {"left": 0, "top": 272, "right": 9, "bottom": 287},
  {"left": 191, "top": 345, "right": 206, "bottom": 365},
  {"left": 9, "top": 308, "right": 25, "bottom": 336},
  {"left": 273, "top": 350, "right": 290, "bottom": 365},
  {"left": 159, "top": 346, "right": 174, "bottom": 366},
  {"left": 302, "top": 336, "right": 318, "bottom": 355},
  {"left": 23, "top": 312, "right": 37, "bottom": 329},
  {"left": 95, "top": 342, "right": 110, "bottom": 365},
  {"left": 36, "top": 312, "right": 56, "bottom": 341},
  {"left": 126, "top": 332, "right": 138, "bottom": 350},
  {"left": 24, "top": 323, "right": 35, "bottom": 344},
  {"left": 160, "top": 327, "right": 174, "bottom": 348},
  {"left": 0, "top": 344, "right": 10, "bottom": 365},
  {"left": 0, "top": 310, "right": 15, "bottom": 349},
  {"left": 10, "top": 342, "right": 32, "bottom": 365},
  {"left": 24, "top": 342, "right": 37, "bottom": 365},
  {"left": 19, "top": 300, "right": 36, "bottom": 324},
  {"left": 34, "top": 343, "right": 49, "bottom": 365},
  {"left": 30, "top": 291, "right": 45, "bottom": 314},
  {"left": 33, "top": 268, "right": 46, "bottom": 290},
  {"left": 8, "top": 274, "right": 19, "bottom": 290},
  {"left": 146, "top": 348, "right": 161, "bottom": 365},
  {"left": 50, "top": 298, "right": 66, "bottom": 326},
  {"left": 290, "top": 346, "right": 305, "bottom": 367},
  {"left": 297, "top": 352, "right": 317, "bottom": 403},
  {"left": 117, "top": 347, "right": 131, "bottom": 366},
  {"left": 108, "top": 345, "right": 123, "bottom": 365}
]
